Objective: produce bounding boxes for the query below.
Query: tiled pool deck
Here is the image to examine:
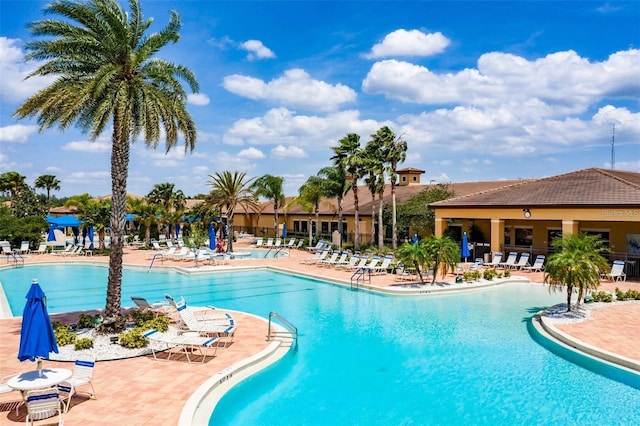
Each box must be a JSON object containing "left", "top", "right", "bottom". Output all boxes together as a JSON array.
[{"left": 1, "top": 240, "right": 638, "bottom": 424}]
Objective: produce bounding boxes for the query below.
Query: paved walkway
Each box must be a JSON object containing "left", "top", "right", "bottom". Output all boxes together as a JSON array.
[{"left": 1, "top": 240, "right": 638, "bottom": 424}]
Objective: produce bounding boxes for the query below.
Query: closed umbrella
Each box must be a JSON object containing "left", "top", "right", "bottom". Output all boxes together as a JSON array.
[
  {"left": 208, "top": 223, "right": 216, "bottom": 250},
  {"left": 47, "top": 226, "right": 56, "bottom": 242},
  {"left": 18, "top": 279, "right": 58, "bottom": 373},
  {"left": 281, "top": 223, "right": 287, "bottom": 238},
  {"left": 461, "top": 232, "right": 470, "bottom": 262},
  {"left": 88, "top": 227, "right": 95, "bottom": 249},
  {"left": 175, "top": 223, "right": 181, "bottom": 239}
]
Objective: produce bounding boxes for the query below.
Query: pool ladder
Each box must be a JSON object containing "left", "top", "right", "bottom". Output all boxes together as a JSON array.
[
  {"left": 267, "top": 311, "right": 298, "bottom": 351},
  {"left": 6, "top": 252, "right": 25, "bottom": 267},
  {"left": 148, "top": 253, "right": 164, "bottom": 271},
  {"left": 350, "top": 267, "right": 370, "bottom": 290}
]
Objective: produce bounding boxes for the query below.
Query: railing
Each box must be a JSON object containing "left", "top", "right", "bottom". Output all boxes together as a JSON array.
[
  {"left": 148, "top": 253, "right": 164, "bottom": 271},
  {"left": 350, "top": 267, "right": 370, "bottom": 290},
  {"left": 6, "top": 252, "right": 25, "bottom": 267},
  {"left": 267, "top": 311, "right": 298, "bottom": 351}
]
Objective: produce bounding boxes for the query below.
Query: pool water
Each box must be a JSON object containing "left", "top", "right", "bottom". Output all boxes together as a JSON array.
[{"left": 1, "top": 265, "right": 638, "bottom": 425}]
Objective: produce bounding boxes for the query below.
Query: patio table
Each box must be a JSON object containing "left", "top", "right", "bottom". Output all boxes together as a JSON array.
[{"left": 8, "top": 367, "right": 72, "bottom": 418}]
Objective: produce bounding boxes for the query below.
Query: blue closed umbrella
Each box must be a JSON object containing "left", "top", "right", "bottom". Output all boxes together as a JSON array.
[
  {"left": 18, "top": 279, "right": 58, "bottom": 368},
  {"left": 88, "top": 227, "right": 95, "bottom": 249},
  {"left": 412, "top": 234, "right": 419, "bottom": 245},
  {"left": 281, "top": 223, "right": 287, "bottom": 238},
  {"left": 47, "top": 226, "right": 56, "bottom": 242},
  {"left": 461, "top": 232, "right": 470, "bottom": 262},
  {"left": 175, "top": 223, "right": 181, "bottom": 239},
  {"left": 208, "top": 223, "right": 216, "bottom": 250}
]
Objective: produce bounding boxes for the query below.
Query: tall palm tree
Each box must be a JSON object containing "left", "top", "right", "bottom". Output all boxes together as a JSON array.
[
  {"left": 423, "top": 235, "right": 459, "bottom": 284},
  {"left": 14, "top": 0, "right": 198, "bottom": 328},
  {"left": 251, "top": 175, "right": 285, "bottom": 238},
  {"left": 34, "top": 174, "right": 61, "bottom": 212},
  {"left": 544, "top": 233, "right": 610, "bottom": 312},
  {"left": 331, "top": 133, "right": 366, "bottom": 250},
  {"left": 204, "top": 171, "right": 259, "bottom": 253},
  {"left": 299, "top": 175, "right": 327, "bottom": 243},
  {"left": 396, "top": 242, "right": 431, "bottom": 284},
  {"left": 317, "top": 166, "right": 351, "bottom": 248},
  {"left": 0, "top": 171, "right": 28, "bottom": 204},
  {"left": 364, "top": 138, "right": 386, "bottom": 250},
  {"left": 373, "top": 126, "right": 407, "bottom": 249}
]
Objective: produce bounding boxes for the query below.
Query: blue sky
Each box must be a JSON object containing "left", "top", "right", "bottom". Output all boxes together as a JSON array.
[{"left": 1, "top": 1, "right": 639, "bottom": 198}]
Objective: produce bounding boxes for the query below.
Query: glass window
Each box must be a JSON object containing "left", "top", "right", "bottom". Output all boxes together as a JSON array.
[
  {"left": 321, "top": 221, "right": 329, "bottom": 234},
  {"left": 504, "top": 227, "right": 511, "bottom": 246},
  {"left": 515, "top": 228, "right": 533, "bottom": 247},
  {"left": 547, "top": 230, "right": 562, "bottom": 248}
]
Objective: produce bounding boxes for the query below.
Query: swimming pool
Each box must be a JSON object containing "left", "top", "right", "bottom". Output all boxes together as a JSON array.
[{"left": 1, "top": 265, "right": 638, "bottom": 424}]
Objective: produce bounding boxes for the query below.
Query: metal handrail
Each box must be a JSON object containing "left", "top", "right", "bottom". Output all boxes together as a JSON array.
[
  {"left": 7, "top": 252, "right": 25, "bottom": 267},
  {"left": 350, "top": 267, "right": 370, "bottom": 289},
  {"left": 148, "top": 253, "right": 163, "bottom": 271},
  {"left": 268, "top": 311, "right": 298, "bottom": 351}
]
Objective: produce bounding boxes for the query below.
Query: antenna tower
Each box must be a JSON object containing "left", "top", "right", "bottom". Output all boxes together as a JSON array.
[{"left": 610, "top": 123, "right": 615, "bottom": 170}]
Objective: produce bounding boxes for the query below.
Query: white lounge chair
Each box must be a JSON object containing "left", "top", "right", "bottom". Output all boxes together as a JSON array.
[
  {"left": 346, "top": 256, "right": 369, "bottom": 270},
  {"left": 523, "top": 255, "right": 545, "bottom": 272},
  {"left": 497, "top": 252, "right": 517, "bottom": 269},
  {"left": 19, "top": 241, "right": 30, "bottom": 254},
  {"left": 300, "top": 249, "right": 329, "bottom": 264},
  {"left": 366, "top": 255, "right": 394, "bottom": 274},
  {"left": 175, "top": 301, "right": 236, "bottom": 347},
  {"left": 485, "top": 252, "right": 503, "bottom": 268},
  {"left": 602, "top": 260, "right": 626, "bottom": 282},
  {"left": 143, "top": 329, "right": 220, "bottom": 363},
  {"left": 336, "top": 254, "right": 359, "bottom": 270},
  {"left": 33, "top": 242, "right": 48, "bottom": 255},
  {"left": 513, "top": 252, "right": 531, "bottom": 270},
  {"left": 319, "top": 251, "right": 340, "bottom": 267},
  {"left": 253, "top": 237, "right": 264, "bottom": 247}
]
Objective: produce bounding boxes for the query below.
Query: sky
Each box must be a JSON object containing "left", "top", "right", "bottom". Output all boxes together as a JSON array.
[{"left": 1, "top": 1, "right": 639, "bottom": 198}]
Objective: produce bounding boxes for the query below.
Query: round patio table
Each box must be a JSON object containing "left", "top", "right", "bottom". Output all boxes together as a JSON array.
[{"left": 7, "top": 367, "right": 72, "bottom": 391}]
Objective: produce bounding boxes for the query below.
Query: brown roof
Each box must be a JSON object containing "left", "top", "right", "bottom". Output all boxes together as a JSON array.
[{"left": 431, "top": 168, "right": 640, "bottom": 208}]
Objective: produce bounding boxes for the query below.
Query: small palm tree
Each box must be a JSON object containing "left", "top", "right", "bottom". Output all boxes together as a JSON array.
[
  {"left": 423, "top": 235, "right": 459, "bottom": 284},
  {"left": 544, "top": 233, "right": 610, "bottom": 312},
  {"left": 317, "top": 166, "right": 351, "bottom": 247},
  {"left": 204, "top": 171, "right": 259, "bottom": 253},
  {"left": 14, "top": 0, "right": 198, "bottom": 328},
  {"left": 251, "top": 175, "right": 285, "bottom": 238},
  {"left": 396, "top": 242, "right": 431, "bottom": 284},
  {"left": 34, "top": 174, "right": 61, "bottom": 212}
]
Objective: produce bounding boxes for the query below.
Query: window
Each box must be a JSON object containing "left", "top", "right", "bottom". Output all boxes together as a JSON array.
[
  {"left": 504, "top": 226, "right": 511, "bottom": 246},
  {"left": 515, "top": 227, "right": 533, "bottom": 247},
  {"left": 402, "top": 176, "right": 407, "bottom": 182},
  {"left": 321, "top": 221, "right": 329, "bottom": 234},
  {"left": 547, "top": 229, "right": 562, "bottom": 248},
  {"left": 412, "top": 176, "right": 417, "bottom": 182}
]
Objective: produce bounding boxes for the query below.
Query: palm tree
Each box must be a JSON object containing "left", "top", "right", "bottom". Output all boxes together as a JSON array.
[
  {"left": 204, "top": 171, "right": 259, "bottom": 253},
  {"left": 317, "top": 166, "right": 351, "bottom": 248},
  {"left": 373, "top": 126, "right": 407, "bottom": 249},
  {"left": 364, "top": 138, "right": 386, "bottom": 250},
  {"left": 251, "top": 175, "right": 285, "bottom": 238},
  {"left": 0, "top": 172, "right": 28, "bottom": 208},
  {"left": 14, "top": 0, "right": 198, "bottom": 329},
  {"left": 79, "top": 199, "right": 111, "bottom": 250},
  {"left": 423, "top": 235, "right": 459, "bottom": 284},
  {"left": 396, "top": 242, "right": 431, "bottom": 284},
  {"left": 331, "top": 133, "right": 366, "bottom": 250},
  {"left": 34, "top": 174, "right": 60, "bottom": 212},
  {"left": 128, "top": 197, "right": 158, "bottom": 246},
  {"left": 298, "top": 175, "right": 327, "bottom": 243},
  {"left": 544, "top": 233, "right": 610, "bottom": 312},
  {"left": 147, "top": 183, "right": 186, "bottom": 240}
]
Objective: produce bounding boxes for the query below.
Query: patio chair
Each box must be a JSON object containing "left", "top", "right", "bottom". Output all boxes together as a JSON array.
[
  {"left": 300, "top": 249, "right": 329, "bottom": 264},
  {"left": 366, "top": 255, "right": 394, "bottom": 275},
  {"left": 485, "top": 252, "right": 503, "bottom": 268},
  {"left": 602, "top": 260, "right": 626, "bottom": 282},
  {"left": 19, "top": 241, "right": 31, "bottom": 254},
  {"left": 253, "top": 237, "right": 264, "bottom": 247},
  {"left": 175, "top": 301, "right": 236, "bottom": 346},
  {"left": 336, "top": 254, "right": 359, "bottom": 270},
  {"left": 319, "top": 251, "right": 340, "bottom": 267},
  {"left": 34, "top": 242, "right": 48, "bottom": 255},
  {"left": 65, "top": 355, "right": 97, "bottom": 401},
  {"left": 523, "top": 255, "right": 545, "bottom": 272},
  {"left": 131, "top": 296, "right": 171, "bottom": 317},
  {"left": 345, "top": 256, "right": 370, "bottom": 270},
  {"left": 143, "top": 329, "right": 220, "bottom": 363},
  {"left": 25, "top": 387, "right": 63, "bottom": 426}
]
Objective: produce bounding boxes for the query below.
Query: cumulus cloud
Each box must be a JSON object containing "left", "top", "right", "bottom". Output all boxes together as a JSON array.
[
  {"left": 62, "top": 139, "right": 110, "bottom": 153},
  {"left": 363, "top": 49, "right": 640, "bottom": 115},
  {"left": 238, "top": 147, "right": 266, "bottom": 159},
  {"left": 0, "top": 124, "right": 38, "bottom": 143},
  {"left": 239, "top": 39, "right": 276, "bottom": 61},
  {"left": 0, "top": 37, "right": 56, "bottom": 103},
  {"left": 270, "top": 145, "right": 308, "bottom": 159},
  {"left": 187, "top": 93, "right": 210, "bottom": 106},
  {"left": 363, "top": 29, "right": 450, "bottom": 59},
  {"left": 223, "top": 69, "right": 357, "bottom": 112}
]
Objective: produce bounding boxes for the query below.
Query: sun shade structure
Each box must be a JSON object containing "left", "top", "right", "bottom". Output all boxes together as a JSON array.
[{"left": 18, "top": 280, "right": 58, "bottom": 364}]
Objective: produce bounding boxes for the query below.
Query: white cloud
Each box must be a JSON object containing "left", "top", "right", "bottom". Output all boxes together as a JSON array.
[
  {"left": 0, "top": 37, "right": 56, "bottom": 103},
  {"left": 0, "top": 124, "right": 38, "bottom": 142},
  {"left": 270, "top": 145, "right": 308, "bottom": 159},
  {"left": 239, "top": 39, "right": 276, "bottom": 61},
  {"left": 363, "top": 29, "right": 450, "bottom": 59},
  {"left": 187, "top": 93, "right": 210, "bottom": 106},
  {"left": 223, "top": 69, "right": 357, "bottom": 112},
  {"left": 62, "top": 139, "right": 110, "bottom": 153},
  {"left": 238, "top": 147, "right": 266, "bottom": 159}
]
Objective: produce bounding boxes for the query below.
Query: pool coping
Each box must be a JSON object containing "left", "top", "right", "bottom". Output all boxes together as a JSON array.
[{"left": 533, "top": 312, "right": 640, "bottom": 374}]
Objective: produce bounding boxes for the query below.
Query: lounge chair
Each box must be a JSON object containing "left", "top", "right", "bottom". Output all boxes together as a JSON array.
[
  {"left": 497, "top": 252, "right": 517, "bottom": 269},
  {"left": 513, "top": 252, "right": 531, "bottom": 270},
  {"left": 295, "top": 240, "right": 304, "bottom": 249},
  {"left": 345, "top": 256, "right": 369, "bottom": 270},
  {"left": 25, "top": 387, "right": 63, "bottom": 425},
  {"left": 175, "top": 301, "right": 236, "bottom": 347},
  {"left": 319, "top": 251, "right": 340, "bottom": 267},
  {"left": 306, "top": 240, "right": 327, "bottom": 252},
  {"left": 52, "top": 244, "right": 74, "bottom": 256},
  {"left": 253, "top": 237, "right": 264, "bottom": 247},
  {"left": 33, "top": 242, "right": 48, "bottom": 255},
  {"left": 523, "top": 255, "right": 545, "bottom": 272},
  {"left": 601, "top": 260, "right": 626, "bottom": 282},
  {"left": 485, "top": 252, "right": 503, "bottom": 268},
  {"left": 131, "top": 296, "right": 171, "bottom": 317},
  {"left": 19, "top": 241, "right": 30, "bottom": 254},
  {"left": 300, "top": 249, "right": 329, "bottom": 264},
  {"left": 366, "top": 255, "right": 394, "bottom": 274},
  {"left": 336, "top": 254, "right": 359, "bottom": 270},
  {"left": 142, "top": 329, "right": 220, "bottom": 363}
]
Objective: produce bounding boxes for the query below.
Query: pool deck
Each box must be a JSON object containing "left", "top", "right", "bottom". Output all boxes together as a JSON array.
[{"left": 1, "top": 240, "right": 639, "bottom": 424}]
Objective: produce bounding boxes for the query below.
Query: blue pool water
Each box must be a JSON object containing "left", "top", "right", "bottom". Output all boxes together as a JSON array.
[{"left": 1, "top": 265, "right": 639, "bottom": 425}]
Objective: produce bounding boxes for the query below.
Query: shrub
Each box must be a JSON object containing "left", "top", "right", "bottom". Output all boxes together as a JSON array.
[
  {"left": 591, "top": 291, "right": 613, "bottom": 303},
  {"left": 503, "top": 269, "right": 511, "bottom": 278},
  {"left": 483, "top": 268, "right": 498, "bottom": 281},
  {"left": 52, "top": 321, "right": 77, "bottom": 346},
  {"left": 74, "top": 337, "right": 94, "bottom": 350},
  {"left": 77, "top": 313, "right": 98, "bottom": 329},
  {"left": 118, "top": 328, "right": 148, "bottom": 349},
  {"left": 471, "top": 270, "right": 482, "bottom": 281},
  {"left": 130, "top": 309, "right": 156, "bottom": 326},
  {"left": 462, "top": 271, "right": 474, "bottom": 282},
  {"left": 615, "top": 288, "right": 627, "bottom": 301}
]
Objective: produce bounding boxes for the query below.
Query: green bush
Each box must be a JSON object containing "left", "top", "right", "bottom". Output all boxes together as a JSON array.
[
  {"left": 615, "top": 288, "right": 627, "bottom": 301},
  {"left": 503, "top": 269, "right": 511, "bottom": 278},
  {"left": 591, "top": 291, "right": 613, "bottom": 303},
  {"left": 462, "top": 271, "right": 474, "bottom": 282},
  {"left": 483, "top": 268, "right": 498, "bottom": 280},
  {"left": 615, "top": 288, "right": 640, "bottom": 301},
  {"left": 130, "top": 309, "right": 156, "bottom": 326},
  {"left": 77, "top": 313, "right": 98, "bottom": 329},
  {"left": 52, "top": 321, "right": 77, "bottom": 346},
  {"left": 118, "top": 328, "right": 148, "bottom": 349},
  {"left": 74, "top": 337, "right": 94, "bottom": 350}
]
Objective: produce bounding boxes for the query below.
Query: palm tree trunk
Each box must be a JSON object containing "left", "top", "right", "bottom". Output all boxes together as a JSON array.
[
  {"left": 353, "top": 184, "right": 360, "bottom": 251},
  {"left": 274, "top": 204, "right": 279, "bottom": 238},
  {"left": 370, "top": 194, "right": 376, "bottom": 245},
  {"left": 105, "top": 118, "right": 129, "bottom": 323},
  {"left": 378, "top": 197, "right": 384, "bottom": 250},
  {"left": 391, "top": 181, "right": 397, "bottom": 249},
  {"left": 314, "top": 205, "right": 319, "bottom": 240}
]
